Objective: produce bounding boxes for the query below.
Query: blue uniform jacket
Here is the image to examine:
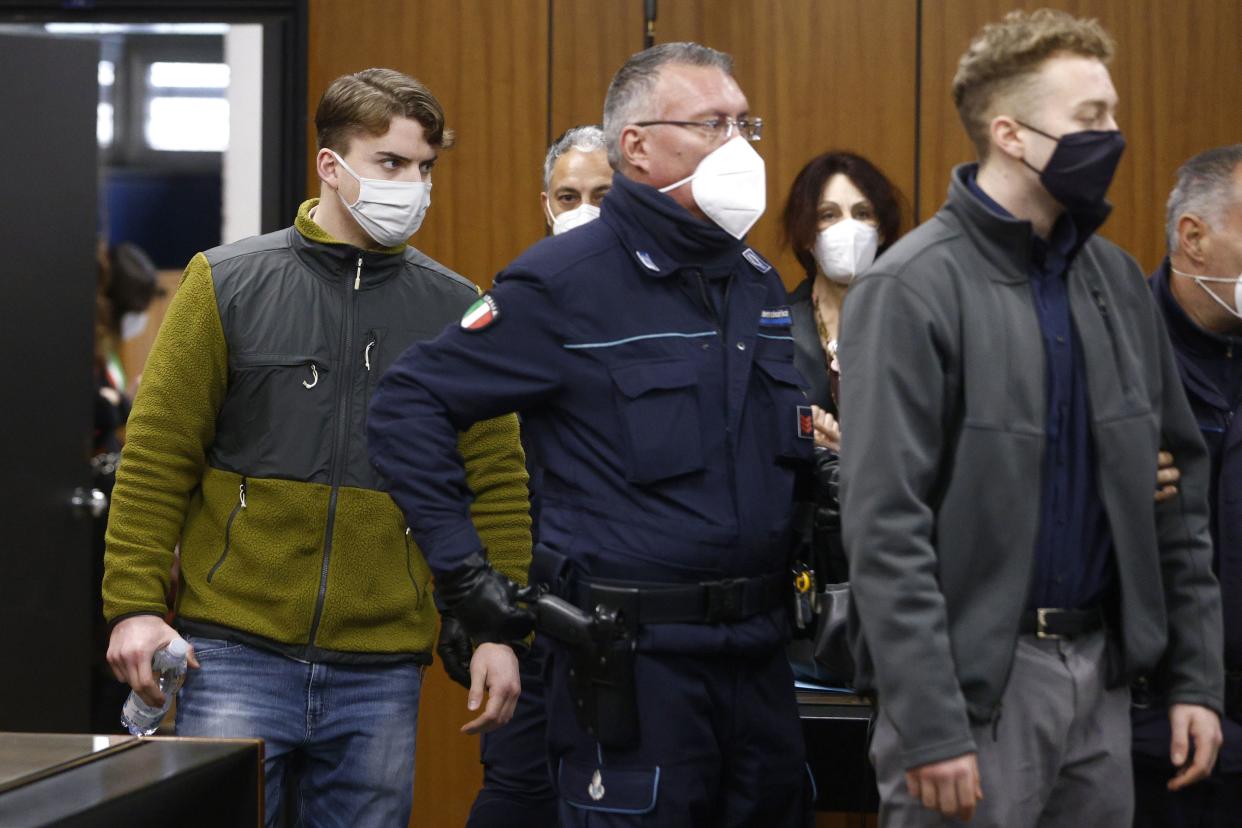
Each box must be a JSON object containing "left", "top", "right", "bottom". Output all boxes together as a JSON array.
[
  {"left": 1133, "top": 260, "right": 1242, "bottom": 773},
  {"left": 368, "top": 172, "right": 813, "bottom": 654}
]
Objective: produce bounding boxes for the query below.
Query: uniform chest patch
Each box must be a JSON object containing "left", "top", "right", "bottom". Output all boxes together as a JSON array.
[
  {"left": 461, "top": 294, "right": 499, "bottom": 331},
  {"left": 743, "top": 248, "right": 772, "bottom": 273},
  {"left": 759, "top": 307, "right": 792, "bottom": 327},
  {"left": 797, "top": 405, "right": 815, "bottom": 440}
]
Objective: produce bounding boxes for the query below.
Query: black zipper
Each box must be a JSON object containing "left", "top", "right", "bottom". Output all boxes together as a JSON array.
[
  {"left": 308, "top": 254, "right": 362, "bottom": 645},
  {"left": 207, "top": 478, "right": 247, "bottom": 582},
  {"left": 404, "top": 528, "right": 425, "bottom": 609}
]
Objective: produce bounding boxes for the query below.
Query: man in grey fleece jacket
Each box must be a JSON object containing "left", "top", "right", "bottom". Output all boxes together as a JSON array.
[{"left": 839, "top": 10, "right": 1224, "bottom": 827}]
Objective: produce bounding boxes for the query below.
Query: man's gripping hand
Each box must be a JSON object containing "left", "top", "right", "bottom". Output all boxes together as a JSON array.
[{"left": 107, "top": 615, "right": 199, "bottom": 706}]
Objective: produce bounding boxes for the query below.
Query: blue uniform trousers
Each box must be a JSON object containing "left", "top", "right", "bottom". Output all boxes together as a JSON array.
[
  {"left": 546, "top": 640, "right": 812, "bottom": 827},
  {"left": 467, "top": 639, "right": 557, "bottom": 827}
]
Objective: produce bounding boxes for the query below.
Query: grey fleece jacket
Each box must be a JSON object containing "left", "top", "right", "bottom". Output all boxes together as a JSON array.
[{"left": 838, "top": 164, "right": 1224, "bottom": 770}]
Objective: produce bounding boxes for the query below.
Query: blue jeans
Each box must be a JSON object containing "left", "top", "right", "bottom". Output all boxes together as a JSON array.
[{"left": 176, "top": 637, "right": 423, "bottom": 828}]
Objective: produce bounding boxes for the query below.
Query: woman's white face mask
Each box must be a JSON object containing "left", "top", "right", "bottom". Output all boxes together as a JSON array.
[
  {"left": 330, "top": 150, "right": 431, "bottom": 247},
  {"left": 1171, "top": 266, "right": 1242, "bottom": 320},
  {"left": 814, "top": 219, "right": 879, "bottom": 283}
]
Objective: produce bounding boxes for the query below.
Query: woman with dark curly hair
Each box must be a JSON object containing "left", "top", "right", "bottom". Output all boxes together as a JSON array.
[
  {"left": 783, "top": 153, "right": 907, "bottom": 683},
  {"left": 782, "top": 151, "right": 906, "bottom": 450}
]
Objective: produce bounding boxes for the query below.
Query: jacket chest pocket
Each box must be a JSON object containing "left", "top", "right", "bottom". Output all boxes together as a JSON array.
[
  {"left": 753, "top": 358, "right": 814, "bottom": 464},
  {"left": 213, "top": 353, "right": 335, "bottom": 480},
  {"left": 610, "top": 359, "right": 706, "bottom": 484}
]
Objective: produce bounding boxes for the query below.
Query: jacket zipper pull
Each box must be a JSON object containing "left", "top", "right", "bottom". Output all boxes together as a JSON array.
[
  {"left": 354, "top": 254, "right": 363, "bottom": 290},
  {"left": 239, "top": 480, "right": 247, "bottom": 509},
  {"left": 365, "top": 338, "right": 376, "bottom": 371}
]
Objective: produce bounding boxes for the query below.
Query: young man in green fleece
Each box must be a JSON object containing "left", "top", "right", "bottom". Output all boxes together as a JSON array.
[{"left": 102, "top": 68, "right": 532, "bottom": 827}]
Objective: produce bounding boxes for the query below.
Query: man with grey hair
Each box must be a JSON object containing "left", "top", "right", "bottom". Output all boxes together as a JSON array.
[
  {"left": 368, "top": 41, "right": 813, "bottom": 826},
  {"left": 542, "top": 125, "right": 611, "bottom": 235},
  {"left": 1133, "top": 144, "right": 1242, "bottom": 828}
]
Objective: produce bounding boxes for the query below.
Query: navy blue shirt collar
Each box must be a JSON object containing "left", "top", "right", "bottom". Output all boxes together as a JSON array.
[
  {"left": 600, "top": 171, "right": 746, "bottom": 279},
  {"left": 965, "top": 168, "right": 1079, "bottom": 277}
]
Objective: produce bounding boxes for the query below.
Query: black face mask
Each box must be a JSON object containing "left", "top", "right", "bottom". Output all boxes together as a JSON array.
[{"left": 1016, "top": 120, "right": 1126, "bottom": 212}]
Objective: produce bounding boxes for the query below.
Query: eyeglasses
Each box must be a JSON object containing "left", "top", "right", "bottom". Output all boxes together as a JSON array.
[{"left": 633, "top": 116, "right": 764, "bottom": 143}]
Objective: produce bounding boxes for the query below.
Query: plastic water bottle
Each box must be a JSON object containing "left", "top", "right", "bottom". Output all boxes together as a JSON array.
[{"left": 120, "top": 637, "right": 189, "bottom": 736}]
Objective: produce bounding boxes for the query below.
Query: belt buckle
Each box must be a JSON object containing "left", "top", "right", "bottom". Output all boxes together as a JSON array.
[
  {"left": 705, "top": 578, "right": 747, "bottom": 623},
  {"left": 1035, "top": 608, "right": 1065, "bottom": 640}
]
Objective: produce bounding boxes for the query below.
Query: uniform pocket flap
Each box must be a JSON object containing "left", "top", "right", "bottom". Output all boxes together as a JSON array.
[
  {"left": 753, "top": 357, "right": 807, "bottom": 389},
  {"left": 610, "top": 359, "right": 697, "bottom": 398},
  {"left": 559, "top": 760, "right": 660, "bottom": 814}
]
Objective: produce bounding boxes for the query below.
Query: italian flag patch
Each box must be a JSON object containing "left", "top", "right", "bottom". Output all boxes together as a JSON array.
[{"left": 461, "top": 294, "right": 499, "bottom": 331}]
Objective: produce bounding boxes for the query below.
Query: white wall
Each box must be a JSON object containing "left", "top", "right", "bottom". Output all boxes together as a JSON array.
[{"left": 222, "top": 24, "right": 262, "bottom": 244}]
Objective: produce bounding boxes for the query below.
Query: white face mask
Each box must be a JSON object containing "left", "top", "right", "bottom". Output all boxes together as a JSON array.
[
  {"left": 119, "top": 310, "right": 150, "bottom": 342},
  {"left": 546, "top": 202, "right": 600, "bottom": 236},
  {"left": 1171, "top": 266, "right": 1242, "bottom": 320},
  {"left": 330, "top": 150, "right": 431, "bottom": 247},
  {"left": 814, "top": 219, "right": 879, "bottom": 283},
  {"left": 659, "top": 137, "right": 766, "bottom": 239}
]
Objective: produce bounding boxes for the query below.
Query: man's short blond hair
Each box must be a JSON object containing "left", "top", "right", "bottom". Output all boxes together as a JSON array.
[
  {"left": 315, "top": 68, "right": 455, "bottom": 155},
  {"left": 952, "top": 9, "right": 1114, "bottom": 158}
]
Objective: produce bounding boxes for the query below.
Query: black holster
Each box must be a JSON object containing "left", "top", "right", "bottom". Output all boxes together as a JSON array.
[
  {"left": 569, "top": 636, "right": 639, "bottom": 749},
  {"left": 524, "top": 584, "right": 639, "bottom": 749}
]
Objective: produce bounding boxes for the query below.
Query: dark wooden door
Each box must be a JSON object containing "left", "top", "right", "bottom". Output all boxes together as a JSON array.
[{"left": 0, "top": 32, "right": 100, "bottom": 732}]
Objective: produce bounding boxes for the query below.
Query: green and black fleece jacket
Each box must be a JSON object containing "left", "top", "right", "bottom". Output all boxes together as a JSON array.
[{"left": 102, "top": 200, "right": 532, "bottom": 662}]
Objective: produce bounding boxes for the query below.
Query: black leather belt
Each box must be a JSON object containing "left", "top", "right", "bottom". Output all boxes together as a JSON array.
[
  {"left": 570, "top": 571, "right": 787, "bottom": 626},
  {"left": 1019, "top": 607, "right": 1104, "bottom": 639}
]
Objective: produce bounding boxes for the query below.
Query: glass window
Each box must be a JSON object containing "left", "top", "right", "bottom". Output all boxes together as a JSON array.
[
  {"left": 148, "top": 61, "right": 229, "bottom": 89},
  {"left": 141, "top": 61, "right": 230, "bottom": 153},
  {"left": 145, "top": 97, "right": 229, "bottom": 152},
  {"left": 97, "top": 60, "right": 115, "bottom": 149},
  {"left": 98, "top": 102, "right": 114, "bottom": 148}
]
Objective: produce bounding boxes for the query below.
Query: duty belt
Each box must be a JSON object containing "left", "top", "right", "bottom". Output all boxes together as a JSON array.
[
  {"left": 1018, "top": 607, "right": 1105, "bottom": 640},
  {"left": 570, "top": 571, "right": 786, "bottom": 626}
]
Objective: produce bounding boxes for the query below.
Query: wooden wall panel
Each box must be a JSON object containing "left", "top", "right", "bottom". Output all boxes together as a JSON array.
[
  {"left": 307, "top": 0, "right": 548, "bottom": 289},
  {"left": 919, "top": 0, "right": 1242, "bottom": 271},
  {"left": 653, "top": 0, "right": 920, "bottom": 288},
  {"left": 549, "top": 0, "right": 644, "bottom": 135}
]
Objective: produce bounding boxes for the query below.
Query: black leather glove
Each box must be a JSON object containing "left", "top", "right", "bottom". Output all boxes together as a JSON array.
[
  {"left": 435, "top": 611, "right": 474, "bottom": 689},
  {"left": 811, "top": 447, "right": 849, "bottom": 584},
  {"left": 434, "top": 553, "right": 535, "bottom": 644}
]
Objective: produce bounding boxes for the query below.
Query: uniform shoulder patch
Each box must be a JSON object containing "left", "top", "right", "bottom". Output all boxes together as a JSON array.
[
  {"left": 461, "top": 293, "right": 499, "bottom": 332},
  {"left": 742, "top": 247, "right": 772, "bottom": 273}
]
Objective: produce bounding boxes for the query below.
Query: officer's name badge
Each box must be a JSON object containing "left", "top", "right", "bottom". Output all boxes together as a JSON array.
[
  {"left": 461, "top": 294, "right": 499, "bottom": 332},
  {"left": 759, "top": 307, "right": 792, "bottom": 327}
]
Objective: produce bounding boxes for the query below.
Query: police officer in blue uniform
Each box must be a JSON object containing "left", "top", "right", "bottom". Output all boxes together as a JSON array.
[{"left": 368, "top": 42, "right": 814, "bottom": 827}]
